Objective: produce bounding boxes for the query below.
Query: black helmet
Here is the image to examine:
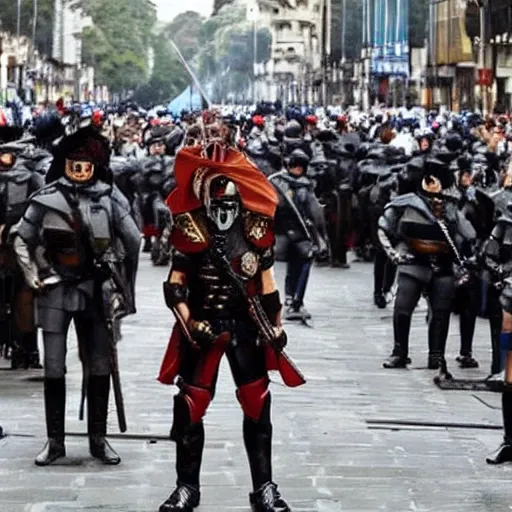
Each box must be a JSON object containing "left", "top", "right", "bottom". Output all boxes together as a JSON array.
[{"left": 288, "top": 148, "right": 310, "bottom": 170}]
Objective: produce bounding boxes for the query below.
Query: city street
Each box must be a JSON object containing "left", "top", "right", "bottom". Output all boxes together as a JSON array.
[{"left": 1, "top": 254, "right": 511, "bottom": 512}]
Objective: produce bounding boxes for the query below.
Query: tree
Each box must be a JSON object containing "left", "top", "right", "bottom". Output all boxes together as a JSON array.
[
  {"left": 77, "top": 0, "right": 157, "bottom": 92},
  {"left": 0, "top": 0, "right": 54, "bottom": 56},
  {"left": 213, "top": 0, "right": 233, "bottom": 16},
  {"left": 162, "top": 11, "right": 203, "bottom": 61}
]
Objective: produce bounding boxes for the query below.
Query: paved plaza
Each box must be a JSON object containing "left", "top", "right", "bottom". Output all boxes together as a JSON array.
[{"left": 1, "top": 254, "right": 512, "bottom": 512}]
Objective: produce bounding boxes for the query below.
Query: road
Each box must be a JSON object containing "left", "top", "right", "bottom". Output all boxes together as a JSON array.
[{"left": 1, "top": 253, "right": 511, "bottom": 512}]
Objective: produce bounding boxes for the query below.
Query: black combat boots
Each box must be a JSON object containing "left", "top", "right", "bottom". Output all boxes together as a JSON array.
[
  {"left": 35, "top": 378, "right": 66, "bottom": 466},
  {"left": 159, "top": 421, "right": 204, "bottom": 512},
  {"left": 487, "top": 392, "right": 512, "bottom": 464},
  {"left": 244, "top": 395, "right": 291, "bottom": 512},
  {"left": 87, "top": 375, "right": 120, "bottom": 465}
]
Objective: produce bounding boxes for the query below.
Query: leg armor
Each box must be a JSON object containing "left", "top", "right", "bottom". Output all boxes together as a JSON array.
[
  {"left": 427, "top": 275, "right": 455, "bottom": 374},
  {"left": 35, "top": 377, "right": 66, "bottom": 466},
  {"left": 384, "top": 273, "right": 423, "bottom": 368}
]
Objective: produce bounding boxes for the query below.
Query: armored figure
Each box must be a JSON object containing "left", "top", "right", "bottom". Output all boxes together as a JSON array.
[
  {"left": 378, "top": 170, "right": 475, "bottom": 375},
  {"left": 484, "top": 202, "right": 512, "bottom": 464},
  {"left": 451, "top": 161, "right": 497, "bottom": 370},
  {"left": 11, "top": 127, "right": 140, "bottom": 466},
  {"left": 270, "top": 149, "right": 327, "bottom": 322},
  {"left": 0, "top": 136, "right": 45, "bottom": 368},
  {"left": 138, "top": 126, "right": 176, "bottom": 265},
  {"left": 158, "top": 129, "right": 305, "bottom": 512}
]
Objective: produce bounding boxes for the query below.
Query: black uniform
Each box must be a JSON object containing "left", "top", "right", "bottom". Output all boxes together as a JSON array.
[
  {"left": 0, "top": 140, "right": 45, "bottom": 368},
  {"left": 270, "top": 154, "right": 327, "bottom": 321},
  {"left": 378, "top": 190, "right": 475, "bottom": 372},
  {"left": 11, "top": 127, "right": 140, "bottom": 466}
]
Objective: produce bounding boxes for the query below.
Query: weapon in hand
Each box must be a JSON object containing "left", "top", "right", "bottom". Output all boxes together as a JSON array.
[
  {"left": 83, "top": 260, "right": 129, "bottom": 433},
  {"left": 209, "top": 244, "right": 305, "bottom": 387}
]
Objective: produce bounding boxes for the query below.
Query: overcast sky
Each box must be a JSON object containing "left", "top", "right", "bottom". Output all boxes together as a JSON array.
[{"left": 155, "top": 0, "right": 214, "bottom": 21}]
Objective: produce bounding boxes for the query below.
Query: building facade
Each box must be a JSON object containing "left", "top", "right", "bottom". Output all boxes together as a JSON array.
[{"left": 254, "top": 0, "right": 329, "bottom": 104}]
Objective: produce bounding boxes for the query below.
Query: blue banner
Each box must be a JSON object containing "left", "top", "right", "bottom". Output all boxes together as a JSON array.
[{"left": 370, "top": 0, "right": 409, "bottom": 77}]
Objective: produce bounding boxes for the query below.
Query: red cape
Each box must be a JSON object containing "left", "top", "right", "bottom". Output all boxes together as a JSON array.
[{"left": 166, "top": 146, "right": 278, "bottom": 218}]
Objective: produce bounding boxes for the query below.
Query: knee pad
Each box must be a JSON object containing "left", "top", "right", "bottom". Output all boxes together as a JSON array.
[
  {"left": 236, "top": 377, "right": 270, "bottom": 421},
  {"left": 178, "top": 384, "right": 212, "bottom": 425}
]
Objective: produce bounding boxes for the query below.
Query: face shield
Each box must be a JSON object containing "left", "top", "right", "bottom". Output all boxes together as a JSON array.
[
  {"left": 421, "top": 175, "right": 444, "bottom": 217},
  {"left": 205, "top": 178, "right": 240, "bottom": 232},
  {"left": 65, "top": 159, "right": 95, "bottom": 183}
]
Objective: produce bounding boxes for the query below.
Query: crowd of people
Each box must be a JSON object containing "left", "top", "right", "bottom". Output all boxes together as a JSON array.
[{"left": 2, "top": 98, "right": 512, "bottom": 510}]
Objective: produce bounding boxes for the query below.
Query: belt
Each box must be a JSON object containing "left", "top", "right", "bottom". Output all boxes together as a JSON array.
[{"left": 408, "top": 239, "right": 450, "bottom": 255}]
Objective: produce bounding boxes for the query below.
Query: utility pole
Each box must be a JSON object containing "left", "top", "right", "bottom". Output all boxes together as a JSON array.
[
  {"left": 341, "top": 0, "right": 346, "bottom": 106},
  {"left": 253, "top": 18, "right": 257, "bottom": 103},
  {"left": 478, "top": 0, "right": 488, "bottom": 115}
]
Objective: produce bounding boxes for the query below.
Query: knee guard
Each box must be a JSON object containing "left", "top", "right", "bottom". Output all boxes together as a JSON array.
[
  {"left": 236, "top": 377, "right": 270, "bottom": 422},
  {"left": 171, "top": 383, "right": 212, "bottom": 441}
]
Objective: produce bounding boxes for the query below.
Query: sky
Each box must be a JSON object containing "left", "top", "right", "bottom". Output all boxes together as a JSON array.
[{"left": 155, "top": 0, "right": 214, "bottom": 22}]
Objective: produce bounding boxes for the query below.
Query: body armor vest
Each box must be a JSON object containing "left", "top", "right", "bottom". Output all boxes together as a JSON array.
[
  {"left": 188, "top": 224, "right": 259, "bottom": 321},
  {"left": 35, "top": 180, "right": 114, "bottom": 279},
  {"left": 0, "top": 171, "right": 32, "bottom": 226}
]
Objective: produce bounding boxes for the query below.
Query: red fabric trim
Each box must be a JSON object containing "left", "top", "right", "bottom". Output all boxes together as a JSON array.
[
  {"left": 166, "top": 146, "right": 278, "bottom": 218},
  {"left": 265, "top": 346, "right": 306, "bottom": 388},
  {"left": 182, "top": 384, "right": 212, "bottom": 424},
  {"left": 143, "top": 224, "right": 159, "bottom": 237},
  {"left": 157, "top": 324, "right": 182, "bottom": 385},
  {"left": 171, "top": 226, "right": 209, "bottom": 254},
  {"left": 194, "top": 333, "right": 231, "bottom": 387},
  {"left": 236, "top": 377, "right": 270, "bottom": 421}
]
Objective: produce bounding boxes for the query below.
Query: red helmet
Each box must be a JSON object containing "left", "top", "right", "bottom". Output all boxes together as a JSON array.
[
  {"left": 91, "top": 109, "right": 104, "bottom": 127},
  {"left": 252, "top": 115, "right": 265, "bottom": 127},
  {"left": 305, "top": 114, "right": 317, "bottom": 125}
]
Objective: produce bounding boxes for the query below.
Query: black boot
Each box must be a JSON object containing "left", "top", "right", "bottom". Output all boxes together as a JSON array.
[
  {"left": 87, "top": 375, "right": 120, "bottom": 465},
  {"left": 35, "top": 378, "right": 66, "bottom": 466},
  {"left": 383, "top": 352, "right": 409, "bottom": 368},
  {"left": 385, "top": 307, "right": 412, "bottom": 368},
  {"left": 487, "top": 392, "right": 512, "bottom": 464},
  {"left": 374, "top": 292, "right": 387, "bottom": 309},
  {"left": 160, "top": 418, "right": 204, "bottom": 512},
  {"left": 10, "top": 344, "right": 27, "bottom": 370},
  {"left": 250, "top": 482, "right": 290, "bottom": 512},
  {"left": 142, "top": 236, "right": 151, "bottom": 253},
  {"left": 245, "top": 395, "right": 290, "bottom": 512},
  {"left": 159, "top": 484, "right": 200, "bottom": 512},
  {"left": 383, "top": 341, "right": 410, "bottom": 368},
  {"left": 456, "top": 354, "right": 479, "bottom": 368}
]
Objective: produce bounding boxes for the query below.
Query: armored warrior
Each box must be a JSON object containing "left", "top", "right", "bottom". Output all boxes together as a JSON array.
[
  {"left": 11, "top": 126, "right": 140, "bottom": 466},
  {"left": 378, "top": 164, "right": 475, "bottom": 374},
  {"left": 158, "top": 124, "right": 305, "bottom": 512},
  {"left": 0, "top": 130, "right": 45, "bottom": 368},
  {"left": 138, "top": 125, "right": 176, "bottom": 264},
  {"left": 269, "top": 149, "right": 327, "bottom": 322}
]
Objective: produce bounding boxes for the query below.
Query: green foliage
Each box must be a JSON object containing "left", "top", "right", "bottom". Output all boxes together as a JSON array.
[
  {"left": 213, "top": 0, "right": 233, "bottom": 16},
  {"left": 192, "top": 1, "right": 271, "bottom": 101},
  {"left": 0, "top": 0, "right": 54, "bottom": 56},
  {"left": 135, "top": 36, "right": 189, "bottom": 105},
  {"left": 162, "top": 11, "right": 203, "bottom": 61},
  {"left": 77, "top": 0, "right": 157, "bottom": 92}
]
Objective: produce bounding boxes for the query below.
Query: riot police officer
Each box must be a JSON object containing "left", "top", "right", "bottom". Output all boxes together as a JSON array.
[{"left": 270, "top": 149, "right": 327, "bottom": 322}]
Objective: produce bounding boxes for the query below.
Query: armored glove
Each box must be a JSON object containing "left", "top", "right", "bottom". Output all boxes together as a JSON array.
[
  {"left": 389, "top": 249, "right": 415, "bottom": 265},
  {"left": 188, "top": 319, "right": 216, "bottom": 347},
  {"left": 272, "top": 326, "right": 288, "bottom": 352}
]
